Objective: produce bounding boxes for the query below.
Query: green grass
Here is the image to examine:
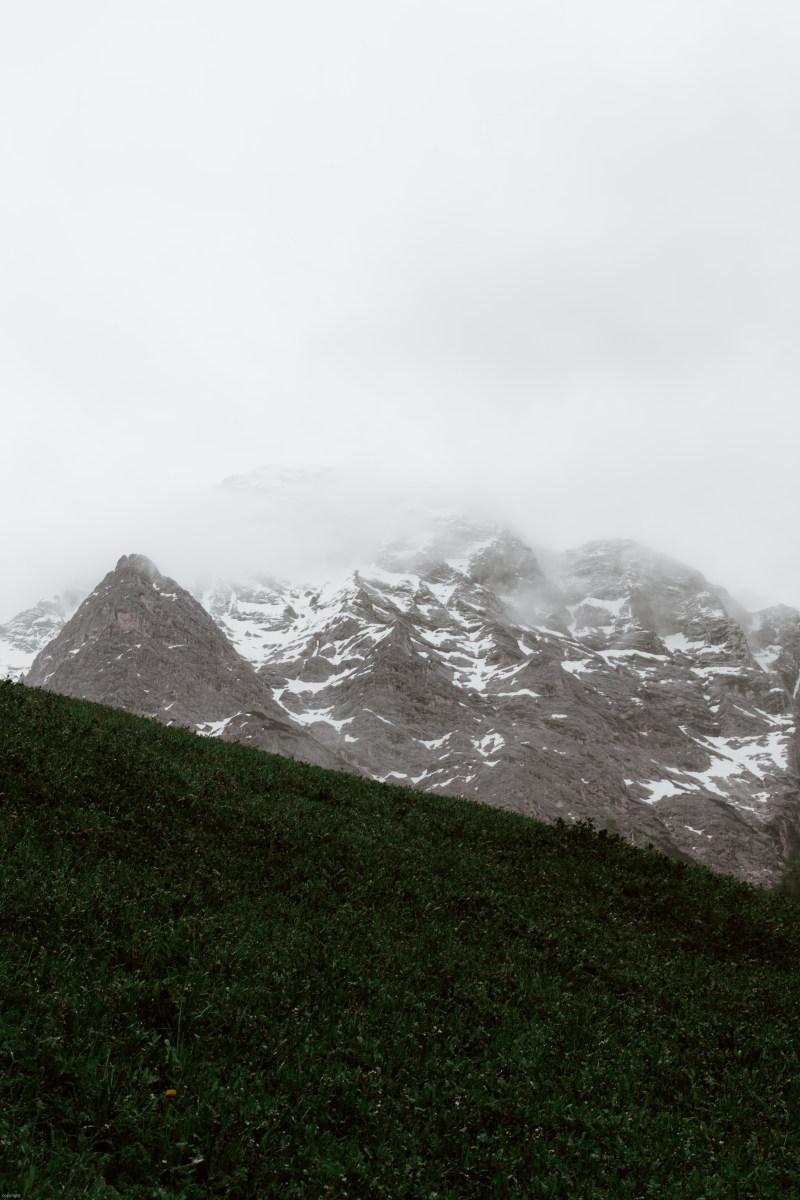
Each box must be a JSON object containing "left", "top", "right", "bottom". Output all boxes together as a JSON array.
[{"left": 1, "top": 679, "right": 800, "bottom": 1198}]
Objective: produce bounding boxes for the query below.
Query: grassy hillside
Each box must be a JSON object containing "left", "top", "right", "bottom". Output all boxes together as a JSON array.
[{"left": 2, "top": 679, "right": 800, "bottom": 1199}]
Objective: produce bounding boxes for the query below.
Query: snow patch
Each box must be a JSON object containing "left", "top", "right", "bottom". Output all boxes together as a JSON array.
[
  {"left": 753, "top": 645, "right": 783, "bottom": 672},
  {"left": 639, "top": 779, "right": 687, "bottom": 804},
  {"left": 197, "top": 713, "right": 241, "bottom": 738},
  {"left": 662, "top": 633, "right": 705, "bottom": 654},
  {"left": 561, "top": 658, "right": 595, "bottom": 675},
  {"left": 473, "top": 732, "right": 505, "bottom": 755},
  {"left": 420, "top": 733, "right": 451, "bottom": 749}
]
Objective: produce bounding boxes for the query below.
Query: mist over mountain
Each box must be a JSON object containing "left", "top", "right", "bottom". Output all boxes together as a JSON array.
[
  {"left": 3, "top": 462, "right": 795, "bottom": 632},
  {"left": 11, "top": 484, "right": 800, "bottom": 889}
]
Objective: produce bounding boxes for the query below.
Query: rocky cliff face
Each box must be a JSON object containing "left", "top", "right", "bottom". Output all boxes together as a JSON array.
[
  {"left": 15, "top": 525, "right": 800, "bottom": 887},
  {"left": 24, "top": 554, "right": 349, "bottom": 772}
]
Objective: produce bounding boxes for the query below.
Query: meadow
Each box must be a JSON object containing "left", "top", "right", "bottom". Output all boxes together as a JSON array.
[{"left": 1, "top": 677, "right": 800, "bottom": 1198}]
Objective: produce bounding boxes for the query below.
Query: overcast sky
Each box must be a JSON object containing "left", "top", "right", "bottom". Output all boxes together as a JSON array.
[{"left": 2, "top": 0, "right": 800, "bottom": 617}]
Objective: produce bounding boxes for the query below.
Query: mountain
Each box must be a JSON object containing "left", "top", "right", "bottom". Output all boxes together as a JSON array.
[
  {"left": 0, "top": 587, "right": 86, "bottom": 681},
  {"left": 23, "top": 554, "right": 349, "bottom": 772},
  {"left": 17, "top": 523, "right": 800, "bottom": 887},
  {"left": 200, "top": 522, "right": 800, "bottom": 887}
]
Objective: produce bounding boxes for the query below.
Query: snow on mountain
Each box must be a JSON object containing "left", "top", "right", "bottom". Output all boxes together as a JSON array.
[{"left": 196, "top": 521, "right": 800, "bottom": 886}]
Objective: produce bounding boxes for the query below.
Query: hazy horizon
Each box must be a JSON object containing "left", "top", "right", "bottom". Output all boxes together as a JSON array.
[{"left": 0, "top": 462, "right": 792, "bottom": 622}]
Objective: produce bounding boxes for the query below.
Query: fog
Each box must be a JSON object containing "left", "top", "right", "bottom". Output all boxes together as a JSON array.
[{"left": 2, "top": 2, "right": 799, "bottom": 619}]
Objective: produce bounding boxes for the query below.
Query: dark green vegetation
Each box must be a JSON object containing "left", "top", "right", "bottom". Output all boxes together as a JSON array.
[{"left": 2, "top": 680, "right": 800, "bottom": 1198}]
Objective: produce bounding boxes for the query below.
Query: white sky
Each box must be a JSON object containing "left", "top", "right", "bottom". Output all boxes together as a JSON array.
[{"left": 2, "top": 0, "right": 800, "bottom": 618}]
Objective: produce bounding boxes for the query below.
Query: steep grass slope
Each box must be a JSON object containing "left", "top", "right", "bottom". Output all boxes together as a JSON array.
[{"left": 1, "top": 679, "right": 800, "bottom": 1198}]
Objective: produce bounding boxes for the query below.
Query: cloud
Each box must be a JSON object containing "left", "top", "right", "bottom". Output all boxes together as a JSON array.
[{"left": 1, "top": 1, "right": 799, "bottom": 618}]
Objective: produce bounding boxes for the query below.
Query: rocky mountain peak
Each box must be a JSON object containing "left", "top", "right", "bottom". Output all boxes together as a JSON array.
[
  {"left": 24, "top": 554, "right": 350, "bottom": 772},
  {"left": 115, "top": 553, "right": 161, "bottom": 578},
  {"left": 558, "top": 539, "right": 740, "bottom": 643},
  {"left": 561, "top": 538, "right": 710, "bottom": 604}
]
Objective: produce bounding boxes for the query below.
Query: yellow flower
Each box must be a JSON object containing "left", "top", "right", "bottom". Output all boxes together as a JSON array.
[{"left": 165, "top": 1089, "right": 177, "bottom": 1097}]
